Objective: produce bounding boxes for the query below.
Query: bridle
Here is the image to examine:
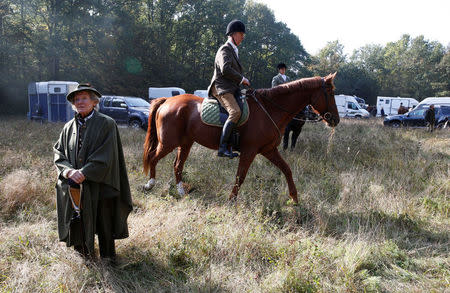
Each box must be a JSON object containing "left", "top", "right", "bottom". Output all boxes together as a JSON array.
[
  {"left": 319, "top": 78, "right": 334, "bottom": 122},
  {"left": 245, "top": 78, "right": 335, "bottom": 137}
]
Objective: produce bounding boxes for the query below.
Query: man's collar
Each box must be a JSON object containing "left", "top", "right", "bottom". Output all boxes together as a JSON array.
[{"left": 226, "top": 39, "right": 238, "bottom": 52}]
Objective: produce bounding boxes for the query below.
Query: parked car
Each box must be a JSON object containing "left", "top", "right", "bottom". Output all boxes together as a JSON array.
[
  {"left": 383, "top": 105, "right": 450, "bottom": 128},
  {"left": 194, "top": 90, "right": 208, "bottom": 98},
  {"left": 99, "top": 95, "right": 150, "bottom": 129},
  {"left": 414, "top": 97, "right": 450, "bottom": 111}
]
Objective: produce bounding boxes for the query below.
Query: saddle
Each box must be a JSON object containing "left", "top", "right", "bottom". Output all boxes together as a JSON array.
[
  {"left": 200, "top": 91, "right": 249, "bottom": 152},
  {"left": 200, "top": 94, "right": 249, "bottom": 127}
]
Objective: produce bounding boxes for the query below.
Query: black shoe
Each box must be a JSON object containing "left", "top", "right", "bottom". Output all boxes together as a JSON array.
[
  {"left": 218, "top": 145, "right": 239, "bottom": 158},
  {"left": 218, "top": 121, "right": 239, "bottom": 158}
]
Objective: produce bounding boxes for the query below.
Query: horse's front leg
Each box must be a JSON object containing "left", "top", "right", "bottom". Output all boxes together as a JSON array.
[
  {"left": 283, "top": 127, "right": 290, "bottom": 150},
  {"left": 230, "top": 151, "right": 257, "bottom": 200},
  {"left": 173, "top": 142, "right": 193, "bottom": 195},
  {"left": 261, "top": 148, "right": 298, "bottom": 203}
]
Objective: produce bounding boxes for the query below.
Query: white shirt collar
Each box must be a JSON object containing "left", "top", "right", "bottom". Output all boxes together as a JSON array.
[
  {"left": 281, "top": 74, "right": 287, "bottom": 81},
  {"left": 227, "top": 39, "right": 238, "bottom": 58}
]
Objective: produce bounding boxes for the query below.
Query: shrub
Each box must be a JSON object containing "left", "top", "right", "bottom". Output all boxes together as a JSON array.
[{"left": 0, "top": 169, "right": 50, "bottom": 215}]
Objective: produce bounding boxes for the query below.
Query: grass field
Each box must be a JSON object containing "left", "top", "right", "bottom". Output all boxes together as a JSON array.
[{"left": 0, "top": 117, "right": 448, "bottom": 292}]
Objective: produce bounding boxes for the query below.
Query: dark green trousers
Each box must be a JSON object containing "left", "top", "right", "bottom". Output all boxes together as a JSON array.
[{"left": 74, "top": 197, "right": 115, "bottom": 259}]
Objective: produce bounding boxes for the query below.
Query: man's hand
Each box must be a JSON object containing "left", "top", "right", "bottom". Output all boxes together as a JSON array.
[
  {"left": 67, "top": 169, "right": 86, "bottom": 184},
  {"left": 242, "top": 77, "right": 250, "bottom": 86}
]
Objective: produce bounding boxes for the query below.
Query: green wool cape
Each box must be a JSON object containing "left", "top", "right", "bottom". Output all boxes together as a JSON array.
[{"left": 53, "top": 111, "right": 133, "bottom": 254}]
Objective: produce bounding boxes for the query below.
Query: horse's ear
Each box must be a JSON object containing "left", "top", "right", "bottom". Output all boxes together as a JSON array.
[{"left": 324, "top": 72, "right": 337, "bottom": 83}]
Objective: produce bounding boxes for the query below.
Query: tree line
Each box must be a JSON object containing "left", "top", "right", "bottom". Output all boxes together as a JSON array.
[{"left": 0, "top": 0, "right": 448, "bottom": 114}]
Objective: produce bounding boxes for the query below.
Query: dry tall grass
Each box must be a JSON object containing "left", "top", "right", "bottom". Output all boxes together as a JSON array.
[{"left": 0, "top": 117, "right": 448, "bottom": 292}]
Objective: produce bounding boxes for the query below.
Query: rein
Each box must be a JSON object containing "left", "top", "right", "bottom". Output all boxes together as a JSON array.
[
  {"left": 246, "top": 79, "right": 332, "bottom": 133},
  {"left": 248, "top": 89, "right": 282, "bottom": 140}
]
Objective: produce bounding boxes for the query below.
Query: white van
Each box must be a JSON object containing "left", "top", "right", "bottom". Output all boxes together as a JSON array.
[
  {"left": 193, "top": 90, "right": 208, "bottom": 98},
  {"left": 414, "top": 97, "right": 450, "bottom": 110},
  {"left": 376, "top": 96, "right": 418, "bottom": 116},
  {"left": 148, "top": 87, "right": 185, "bottom": 100},
  {"left": 335, "top": 94, "right": 370, "bottom": 118}
]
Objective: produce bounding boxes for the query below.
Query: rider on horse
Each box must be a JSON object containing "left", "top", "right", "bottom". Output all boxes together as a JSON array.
[{"left": 207, "top": 20, "right": 251, "bottom": 158}]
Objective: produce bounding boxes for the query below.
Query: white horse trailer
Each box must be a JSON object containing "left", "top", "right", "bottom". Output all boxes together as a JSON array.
[
  {"left": 376, "top": 96, "right": 418, "bottom": 116},
  {"left": 28, "top": 81, "right": 79, "bottom": 122}
]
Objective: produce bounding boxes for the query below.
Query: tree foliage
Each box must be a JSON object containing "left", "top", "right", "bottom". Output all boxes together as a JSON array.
[{"left": 0, "top": 0, "right": 448, "bottom": 114}]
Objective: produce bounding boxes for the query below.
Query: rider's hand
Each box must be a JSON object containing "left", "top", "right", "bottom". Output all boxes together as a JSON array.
[{"left": 242, "top": 77, "right": 250, "bottom": 86}]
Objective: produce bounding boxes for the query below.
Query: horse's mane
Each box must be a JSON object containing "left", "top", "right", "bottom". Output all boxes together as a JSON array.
[{"left": 257, "top": 76, "right": 332, "bottom": 99}]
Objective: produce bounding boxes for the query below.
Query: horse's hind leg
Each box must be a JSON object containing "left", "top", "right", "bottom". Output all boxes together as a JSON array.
[
  {"left": 173, "top": 142, "right": 193, "bottom": 195},
  {"left": 144, "top": 143, "right": 175, "bottom": 191},
  {"left": 261, "top": 148, "right": 298, "bottom": 203}
]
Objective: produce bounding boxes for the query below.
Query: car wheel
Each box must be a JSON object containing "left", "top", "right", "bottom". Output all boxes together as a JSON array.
[
  {"left": 129, "top": 119, "right": 142, "bottom": 129},
  {"left": 391, "top": 121, "right": 401, "bottom": 128}
]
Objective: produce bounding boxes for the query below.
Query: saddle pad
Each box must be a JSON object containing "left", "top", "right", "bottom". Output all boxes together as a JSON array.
[{"left": 201, "top": 98, "right": 249, "bottom": 127}]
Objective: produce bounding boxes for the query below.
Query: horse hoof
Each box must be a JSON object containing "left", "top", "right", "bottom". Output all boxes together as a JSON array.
[
  {"left": 228, "top": 194, "right": 237, "bottom": 202},
  {"left": 177, "top": 182, "right": 185, "bottom": 196},
  {"left": 143, "top": 178, "right": 156, "bottom": 191}
]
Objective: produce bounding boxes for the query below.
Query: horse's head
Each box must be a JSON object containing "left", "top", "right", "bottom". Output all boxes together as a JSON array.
[{"left": 310, "top": 72, "right": 339, "bottom": 127}]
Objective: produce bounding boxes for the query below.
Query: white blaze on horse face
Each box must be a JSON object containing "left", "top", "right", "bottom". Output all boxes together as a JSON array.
[
  {"left": 144, "top": 178, "right": 156, "bottom": 191},
  {"left": 177, "top": 182, "right": 185, "bottom": 196}
]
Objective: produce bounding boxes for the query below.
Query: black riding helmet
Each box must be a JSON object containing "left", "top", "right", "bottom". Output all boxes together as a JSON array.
[{"left": 226, "top": 20, "right": 246, "bottom": 36}]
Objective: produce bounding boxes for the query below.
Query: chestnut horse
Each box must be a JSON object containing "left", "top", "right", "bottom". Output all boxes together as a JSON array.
[{"left": 143, "top": 73, "right": 339, "bottom": 203}]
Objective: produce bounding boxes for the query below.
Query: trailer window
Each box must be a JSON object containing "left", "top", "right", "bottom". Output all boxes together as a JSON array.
[
  {"left": 385, "top": 100, "right": 390, "bottom": 104},
  {"left": 54, "top": 87, "right": 61, "bottom": 93}
]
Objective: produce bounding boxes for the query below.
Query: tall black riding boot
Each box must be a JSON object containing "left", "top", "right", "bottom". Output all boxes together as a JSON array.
[{"left": 218, "top": 121, "right": 239, "bottom": 158}]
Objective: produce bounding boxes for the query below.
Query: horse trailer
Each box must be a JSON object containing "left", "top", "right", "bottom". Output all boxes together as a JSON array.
[
  {"left": 28, "top": 81, "right": 79, "bottom": 122},
  {"left": 376, "top": 96, "right": 418, "bottom": 116}
]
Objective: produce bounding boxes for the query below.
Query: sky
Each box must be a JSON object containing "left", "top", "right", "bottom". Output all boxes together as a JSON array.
[{"left": 254, "top": 0, "right": 450, "bottom": 55}]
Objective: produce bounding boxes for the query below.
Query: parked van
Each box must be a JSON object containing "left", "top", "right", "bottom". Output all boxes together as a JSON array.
[
  {"left": 28, "top": 81, "right": 79, "bottom": 122},
  {"left": 354, "top": 97, "right": 368, "bottom": 109},
  {"left": 148, "top": 87, "right": 185, "bottom": 101},
  {"left": 335, "top": 94, "right": 370, "bottom": 118},
  {"left": 414, "top": 97, "right": 450, "bottom": 110},
  {"left": 376, "top": 96, "right": 418, "bottom": 116},
  {"left": 194, "top": 90, "right": 208, "bottom": 98}
]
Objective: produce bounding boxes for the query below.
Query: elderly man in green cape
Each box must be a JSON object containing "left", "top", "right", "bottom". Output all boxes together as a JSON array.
[{"left": 53, "top": 83, "right": 132, "bottom": 261}]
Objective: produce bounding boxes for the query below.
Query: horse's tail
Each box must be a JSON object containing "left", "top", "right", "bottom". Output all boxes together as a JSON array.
[{"left": 143, "top": 97, "right": 167, "bottom": 175}]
